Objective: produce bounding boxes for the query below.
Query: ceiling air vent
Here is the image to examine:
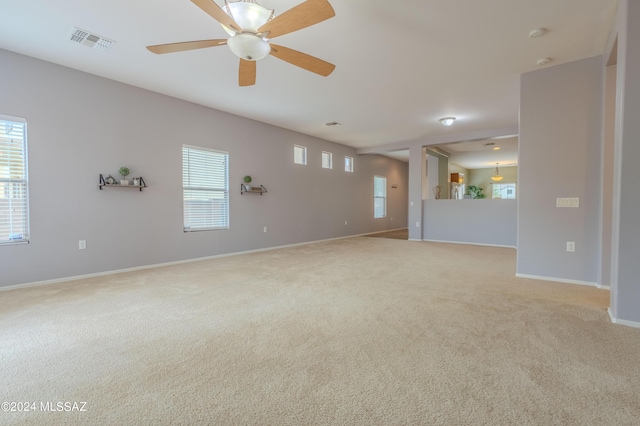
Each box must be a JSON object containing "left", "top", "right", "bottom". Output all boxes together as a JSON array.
[
  {"left": 324, "top": 121, "right": 342, "bottom": 127},
  {"left": 69, "top": 27, "right": 116, "bottom": 52}
]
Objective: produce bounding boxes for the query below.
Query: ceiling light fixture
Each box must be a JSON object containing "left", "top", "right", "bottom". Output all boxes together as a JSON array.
[
  {"left": 537, "top": 58, "right": 552, "bottom": 66},
  {"left": 491, "top": 163, "right": 504, "bottom": 181},
  {"left": 529, "top": 28, "right": 547, "bottom": 38},
  {"left": 493, "top": 147, "right": 501, "bottom": 150},
  {"left": 221, "top": 0, "right": 275, "bottom": 61},
  {"left": 439, "top": 117, "right": 456, "bottom": 126}
]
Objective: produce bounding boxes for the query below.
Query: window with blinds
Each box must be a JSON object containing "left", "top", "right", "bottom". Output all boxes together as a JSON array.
[
  {"left": 182, "top": 145, "right": 229, "bottom": 231},
  {"left": 0, "top": 115, "right": 29, "bottom": 245}
]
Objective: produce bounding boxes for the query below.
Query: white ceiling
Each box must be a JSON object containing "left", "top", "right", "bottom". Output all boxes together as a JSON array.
[
  {"left": 385, "top": 136, "right": 518, "bottom": 168},
  {"left": 0, "top": 0, "right": 618, "bottom": 153},
  {"left": 435, "top": 137, "right": 519, "bottom": 170}
]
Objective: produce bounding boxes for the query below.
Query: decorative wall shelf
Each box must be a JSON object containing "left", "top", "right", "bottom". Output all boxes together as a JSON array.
[
  {"left": 99, "top": 174, "right": 147, "bottom": 191},
  {"left": 240, "top": 184, "right": 267, "bottom": 195}
]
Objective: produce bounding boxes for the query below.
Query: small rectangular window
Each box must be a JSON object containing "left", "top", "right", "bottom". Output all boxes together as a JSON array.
[
  {"left": 182, "top": 145, "right": 229, "bottom": 231},
  {"left": 322, "top": 151, "right": 332, "bottom": 169},
  {"left": 294, "top": 145, "right": 307, "bottom": 165},
  {"left": 374, "top": 175, "right": 387, "bottom": 218},
  {"left": 492, "top": 183, "right": 516, "bottom": 199},
  {"left": 345, "top": 156, "right": 354, "bottom": 172},
  {"left": 0, "top": 115, "right": 29, "bottom": 245}
]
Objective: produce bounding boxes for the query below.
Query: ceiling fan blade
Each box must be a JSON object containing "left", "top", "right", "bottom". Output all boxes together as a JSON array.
[
  {"left": 258, "top": 0, "right": 335, "bottom": 39},
  {"left": 147, "top": 39, "right": 227, "bottom": 54},
  {"left": 269, "top": 44, "right": 335, "bottom": 77},
  {"left": 239, "top": 59, "right": 257, "bottom": 86},
  {"left": 191, "top": 0, "right": 241, "bottom": 32}
]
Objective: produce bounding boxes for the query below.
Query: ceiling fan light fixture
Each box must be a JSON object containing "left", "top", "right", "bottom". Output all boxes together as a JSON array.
[
  {"left": 227, "top": 33, "right": 271, "bottom": 60},
  {"left": 439, "top": 117, "right": 456, "bottom": 126},
  {"left": 222, "top": 0, "right": 274, "bottom": 36}
]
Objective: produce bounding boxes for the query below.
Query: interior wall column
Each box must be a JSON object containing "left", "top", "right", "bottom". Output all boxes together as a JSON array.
[
  {"left": 609, "top": 0, "right": 640, "bottom": 325},
  {"left": 408, "top": 145, "right": 425, "bottom": 241}
]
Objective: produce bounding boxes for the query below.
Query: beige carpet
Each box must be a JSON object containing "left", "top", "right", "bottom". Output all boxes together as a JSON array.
[{"left": 1, "top": 238, "right": 639, "bottom": 425}]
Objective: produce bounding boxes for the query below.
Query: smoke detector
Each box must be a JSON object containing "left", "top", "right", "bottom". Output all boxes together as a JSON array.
[{"left": 69, "top": 27, "right": 116, "bottom": 52}]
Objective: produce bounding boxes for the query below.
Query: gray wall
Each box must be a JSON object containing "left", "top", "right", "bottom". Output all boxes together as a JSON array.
[
  {"left": 0, "top": 49, "right": 408, "bottom": 288},
  {"left": 518, "top": 56, "right": 603, "bottom": 284},
  {"left": 423, "top": 199, "right": 516, "bottom": 247}
]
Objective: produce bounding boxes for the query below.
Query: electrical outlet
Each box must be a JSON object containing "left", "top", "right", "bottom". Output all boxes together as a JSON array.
[
  {"left": 79, "top": 240, "right": 86, "bottom": 250},
  {"left": 416, "top": 221, "right": 420, "bottom": 228},
  {"left": 263, "top": 226, "right": 267, "bottom": 233},
  {"left": 410, "top": 201, "right": 414, "bottom": 207},
  {"left": 391, "top": 217, "right": 393, "bottom": 221},
  {"left": 345, "top": 220, "right": 348, "bottom": 226},
  {"left": 566, "top": 241, "right": 575, "bottom": 252}
]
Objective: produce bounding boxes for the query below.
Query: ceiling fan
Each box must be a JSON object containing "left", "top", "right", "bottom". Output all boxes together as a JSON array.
[{"left": 147, "top": 0, "right": 336, "bottom": 86}]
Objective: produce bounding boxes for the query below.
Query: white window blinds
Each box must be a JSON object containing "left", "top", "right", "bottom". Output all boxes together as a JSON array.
[
  {"left": 182, "top": 145, "right": 229, "bottom": 231},
  {"left": 0, "top": 116, "right": 29, "bottom": 244}
]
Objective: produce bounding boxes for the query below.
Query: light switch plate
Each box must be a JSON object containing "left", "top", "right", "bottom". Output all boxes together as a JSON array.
[{"left": 556, "top": 197, "right": 579, "bottom": 208}]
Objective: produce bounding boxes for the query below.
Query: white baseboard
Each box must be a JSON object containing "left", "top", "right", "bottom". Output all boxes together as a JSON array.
[
  {"left": 608, "top": 308, "right": 640, "bottom": 329},
  {"left": 364, "top": 227, "right": 407, "bottom": 236},
  {"left": 423, "top": 239, "right": 516, "bottom": 249},
  {"left": 0, "top": 230, "right": 395, "bottom": 292},
  {"left": 515, "top": 273, "right": 600, "bottom": 288}
]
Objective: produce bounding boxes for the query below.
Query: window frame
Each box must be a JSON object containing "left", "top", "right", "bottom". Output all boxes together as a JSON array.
[
  {"left": 345, "top": 156, "right": 354, "bottom": 173},
  {"left": 182, "top": 145, "right": 229, "bottom": 232},
  {"left": 492, "top": 182, "right": 517, "bottom": 199},
  {"left": 322, "top": 151, "right": 333, "bottom": 169},
  {"left": 0, "top": 114, "right": 30, "bottom": 245},
  {"left": 373, "top": 175, "right": 387, "bottom": 219},
  {"left": 294, "top": 145, "right": 307, "bottom": 165}
]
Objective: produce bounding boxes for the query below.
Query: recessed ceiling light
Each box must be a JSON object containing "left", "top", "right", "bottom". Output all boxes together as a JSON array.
[
  {"left": 493, "top": 147, "right": 501, "bottom": 150},
  {"left": 529, "top": 28, "right": 547, "bottom": 38},
  {"left": 323, "top": 121, "right": 342, "bottom": 127},
  {"left": 537, "top": 58, "right": 552, "bottom": 66},
  {"left": 439, "top": 117, "right": 456, "bottom": 126}
]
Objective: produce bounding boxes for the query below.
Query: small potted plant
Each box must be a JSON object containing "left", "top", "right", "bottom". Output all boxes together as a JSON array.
[
  {"left": 243, "top": 175, "right": 252, "bottom": 191},
  {"left": 466, "top": 185, "right": 486, "bottom": 199},
  {"left": 119, "top": 166, "right": 130, "bottom": 185}
]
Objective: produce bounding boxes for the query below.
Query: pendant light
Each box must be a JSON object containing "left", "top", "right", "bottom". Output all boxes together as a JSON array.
[{"left": 491, "top": 163, "right": 503, "bottom": 182}]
